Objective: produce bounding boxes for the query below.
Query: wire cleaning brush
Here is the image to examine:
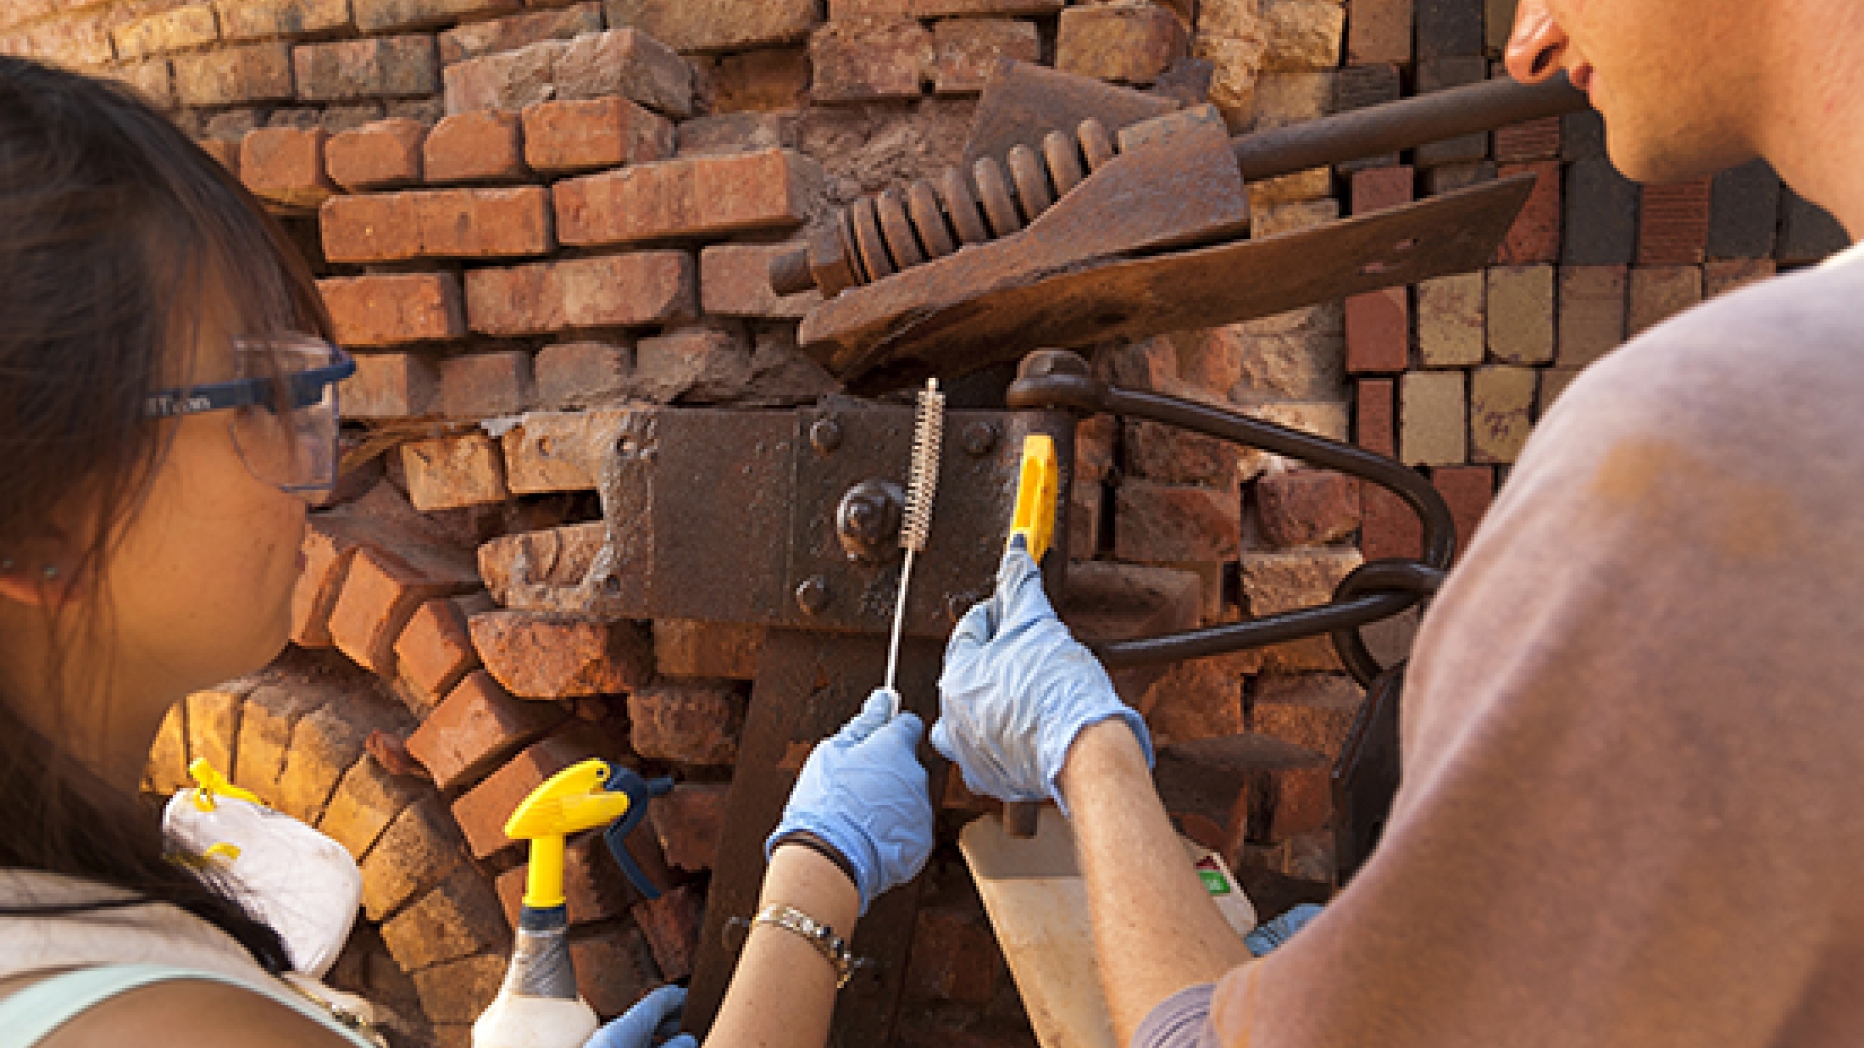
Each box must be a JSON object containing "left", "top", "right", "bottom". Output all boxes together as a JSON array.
[{"left": 883, "top": 377, "right": 944, "bottom": 718}]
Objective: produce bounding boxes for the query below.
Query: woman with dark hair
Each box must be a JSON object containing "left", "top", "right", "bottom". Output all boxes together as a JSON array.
[{"left": 0, "top": 55, "right": 937, "bottom": 1048}]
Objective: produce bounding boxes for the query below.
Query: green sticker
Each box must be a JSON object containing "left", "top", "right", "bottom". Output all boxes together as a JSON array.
[{"left": 1199, "top": 869, "right": 1231, "bottom": 895}]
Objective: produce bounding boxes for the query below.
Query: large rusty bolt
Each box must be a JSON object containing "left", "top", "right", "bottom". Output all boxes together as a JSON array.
[{"left": 835, "top": 479, "right": 905, "bottom": 561}]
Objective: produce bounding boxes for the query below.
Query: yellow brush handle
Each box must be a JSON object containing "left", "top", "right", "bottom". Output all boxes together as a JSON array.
[
  {"left": 1007, "top": 435, "right": 1060, "bottom": 564},
  {"left": 505, "top": 759, "right": 633, "bottom": 911}
]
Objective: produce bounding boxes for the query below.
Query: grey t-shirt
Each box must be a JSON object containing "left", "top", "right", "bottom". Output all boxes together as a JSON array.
[{"left": 1144, "top": 248, "right": 1864, "bottom": 1048}]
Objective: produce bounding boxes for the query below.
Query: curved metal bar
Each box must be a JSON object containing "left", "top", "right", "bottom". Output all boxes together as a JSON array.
[
  {"left": 1009, "top": 366, "right": 1459, "bottom": 670},
  {"left": 1330, "top": 559, "right": 1449, "bottom": 687}
]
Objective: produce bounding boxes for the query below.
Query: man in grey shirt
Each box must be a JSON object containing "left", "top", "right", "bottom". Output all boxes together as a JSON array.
[{"left": 932, "top": 1, "right": 1864, "bottom": 1045}]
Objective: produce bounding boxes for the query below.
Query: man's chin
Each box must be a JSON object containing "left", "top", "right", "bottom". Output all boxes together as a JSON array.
[{"left": 1604, "top": 125, "right": 1755, "bottom": 186}]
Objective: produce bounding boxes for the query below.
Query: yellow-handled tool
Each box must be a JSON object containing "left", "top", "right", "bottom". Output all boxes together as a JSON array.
[
  {"left": 1004, "top": 434, "right": 1060, "bottom": 839},
  {"left": 506, "top": 759, "right": 636, "bottom": 909}
]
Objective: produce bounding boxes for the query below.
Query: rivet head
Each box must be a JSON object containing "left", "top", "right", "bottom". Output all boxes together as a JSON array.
[
  {"left": 809, "top": 418, "right": 844, "bottom": 455},
  {"left": 960, "top": 420, "right": 1000, "bottom": 457},
  {"left": 796, "top": 576, "right": 831, "bottom": 615}
]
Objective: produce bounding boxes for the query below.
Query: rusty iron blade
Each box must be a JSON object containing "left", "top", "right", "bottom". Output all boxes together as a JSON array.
[
  {"left": 964, "top": 58, "right": 1181, "bottom": 164},
  {"left": 800, "top": 174, "right": 1535, "bottom": 394}
]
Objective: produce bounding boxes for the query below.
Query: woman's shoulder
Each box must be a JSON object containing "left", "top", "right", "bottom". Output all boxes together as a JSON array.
[
  {"left": 7, "top": 967, "right": 364, "bottom": 1048},
  {"left": 0, "top": 869, "right": 265, "bottom": 984}
]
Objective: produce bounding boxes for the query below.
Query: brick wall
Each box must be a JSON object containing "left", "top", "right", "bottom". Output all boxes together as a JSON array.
[{"left": 55, "top": 0, "right": 1825, "bottom": 1044}]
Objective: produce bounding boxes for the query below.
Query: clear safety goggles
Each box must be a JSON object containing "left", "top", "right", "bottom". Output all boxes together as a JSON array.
[{"left": 145, "top": 335, "right": 356, "bottom": 502}]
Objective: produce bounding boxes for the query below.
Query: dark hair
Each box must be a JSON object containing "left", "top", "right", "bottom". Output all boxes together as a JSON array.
[{"left": 0, "top": 56, "right": 333, "bottom": 974}]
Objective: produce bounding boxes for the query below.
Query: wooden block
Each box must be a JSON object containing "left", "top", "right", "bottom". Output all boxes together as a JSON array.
[
  {"left": 1707, "top": 160, "right": 1781, "bottom": 261},
  {"left": 1562, "top": 156, "right": 1639, "bottom": 266}
]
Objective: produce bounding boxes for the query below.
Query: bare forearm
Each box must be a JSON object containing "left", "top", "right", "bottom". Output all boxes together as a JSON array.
[
  {"left": 702, "top": 847, "right": 861, "bottom": 1048},
  {"left": 1059, "top": 720, "right": 1254, "bottom": 1045}
]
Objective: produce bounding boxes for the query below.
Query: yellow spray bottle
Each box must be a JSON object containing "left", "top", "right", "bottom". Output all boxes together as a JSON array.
[{"left": 473, "top": 759, "right": 672, "bottom": 1048}]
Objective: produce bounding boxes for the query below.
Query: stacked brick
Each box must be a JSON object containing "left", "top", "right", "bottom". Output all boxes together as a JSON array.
[
  {"left": 1339, "top": 0, "right": 1846, "bottom": 574},
  {"left": 33, "top": 0, "right": 1817, "bottom": 1042}
]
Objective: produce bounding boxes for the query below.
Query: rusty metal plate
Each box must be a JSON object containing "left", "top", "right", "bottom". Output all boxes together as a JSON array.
[
  {"left": 964, "top": 58, "right": 1180, "bottom": 164},
  {"left": 684, "top": 630, "right": 949, "bottom": 1047},
  {"left": 600, "top": 409, "right": 799, "bottom": 625},
  {"left": 786, "top": 401, "right": 1072, "bottom": 638},
  {"left": 800, "top": 175, "right": 1536, "bottom": 393},
  {"left": 595, "top": 404, "right": 1073, "bottom": 638}
]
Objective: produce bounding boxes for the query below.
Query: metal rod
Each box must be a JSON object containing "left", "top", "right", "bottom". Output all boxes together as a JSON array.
[
  {"left": 1232, "top": 74, "right": 1588, "bottom": 183},
  {"left": 883, "top": 547, "right": 915, "bottom": 717}
]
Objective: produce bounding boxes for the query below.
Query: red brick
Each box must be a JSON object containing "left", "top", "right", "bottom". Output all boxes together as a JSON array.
[
  {"left": 809, "top": 18, "right": 931, "bottom": 102},
  {"left": 173, "top": 43, "right": 295, "bottom": 107},
  {"left": 401, "top": 433, "right": 510, "bottom": 511},
  {"left": 627, "top": 683, "right": 742, "bottom": 765},
  {"left": 379, "top": 865, "right": 510, "bottom": 973},
  {"left": 1344, "top": 288, "right": 1408, "bottom": 373},
  {"left": 1112, "top": 480, "right": 1242, "bottom": 563},
  {"left": 395, "top": 597, "right": 481, "bottom": 701},
  {"left": 465, "top": 253, "right": 697, "bottom": 335},
  {"left": 1433, "top": 465, "right": 1493, "bottom": 558},
  {"left": 602, "top": 0, "right": 819, "bottom": 54},
  {"left": 710, "top": 48, "right": 810, "bottom": 112},
  {"left": 1358, "top": 485, "right": 1421, "bottom": 563},
  {"left": 1249, "top": 673, "right": 1362, "bottom": 761},
  {"left": 354, "top": 0, "right": 521, "bottom": 35},
  {"left": 439, "top": 350, "right": 533, "bottom": 418},
  {"left": 113, "top": 5, "right": 218, "bottom": 61},
  {"left": 294, "top": 35, "right": 440, "bottom": 101},
  {"left": 630, "top": 328, "right": 754, "bottom": 404},
  {"left": 553, "top": 27, "right": 695, "bottom": 118},
  {"left": 325, "top": 117, "right": 427, "bottom": 190},
  {"left": 1123, "top": 421, "right": 1245, "bottom": 488},
  {"left": 450, "top": 729, "right": 623, "bottom": 858},
  {"left": 423, "top": 110, "right": 527, "bottom": 184},
  {"left": 320, "top": 193, "right": 420, "bottom": 262},
  {"left": 241, "top": 127, "right": 337, "bottom": 208},
  {"left": 195, "top": 137, "right": 241, "bottom": 178},
  {"left": 648, "top": 782, "right": 728, "bottom": 872},
  {"left": 342, "top": 352, "right": 442, "bottom": 418},
  {"left": 215, "top": 0, "right": 354, "bottom": 42},
  {"left": 1346, "top": 0, "right": 1412, "bottom": 64},
  {"left": 441, "top": 41, "right": 568, "bottom": 115},
  {"left": 1495, "top": 160, "right": 1561, "bottom": 265},
  {"left": 632, "top": 885, "right": 702, "bottom": 982},
  {"left": 292, "top": 517, "right": 365, "bottom": 647},
  {"left": 1055, "top": 3, "right": 1187, "bottom": 85},
  {"left": 471, "top": 611, "right": 655, "bottom": 699},
  {"left": 1493, "top": 116, "right": 1560, "bottom": 162},
  {"left": 329, "top": 546, "right": 480, "bottom": 675},
  {"left": 1349, "top": 165, "right": 1412, "bottom": 215},
  {"left": 553, "top": 148, "right": 821, "bottom": 247},
  {"left": 437, "top": 3, "right": 602, "bottom": 65},
  {"left": 534, "top": 343, "right": 631, "bottom": 410},
  {"left": 932, "top": 18, "right": 1038, "bottom": 95},
  {"left": 1637, "top": 178, "right": 1713, "bottom": 266},
  {"left": 500, "top": 412, "right": 629, "bottom": 495},
  {"left": 520, "top": 97, "right": 674, "bottom": 175},
  {"left": 1355, "top": 377, "right": 1395, "bottom": 458},
  {"left": 570, "top": 927, "right": 661, "bottom": 1020},
  {"left": 319, "top": 273, "right": 466, "bottom": 347},
  {"left": 406, "top": 670, "right": 566, "bottom": 790},
  {"left": 1255, "top": 470, "right": 1360, "bottom": 548},
  {"left": 905, "top": 906, "right": 1001, "bottom": 1003},
  {"left": 323, "top": 187, "right": 553, "bottom": 262},
  {"left": 359, "top": 794, "right": 470, "bottom": 921},
  {"left": 411, "top": 955, "right": 504, "bottom": 1025},
  {"left": 699, "top": 243, "right": 820, "bottom": 319}
]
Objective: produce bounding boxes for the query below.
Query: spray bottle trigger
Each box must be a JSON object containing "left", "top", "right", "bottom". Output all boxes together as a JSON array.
[{"left": 601, "top": 767, "right": 676, "bottom": 901}]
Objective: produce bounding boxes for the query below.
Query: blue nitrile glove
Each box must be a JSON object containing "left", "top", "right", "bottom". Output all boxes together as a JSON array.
[
  {"left": 1244, "top": 903, "right": 1325, "bottom": 956},
  {"left": 932, "top": 538, "right": 1153, "bottom": 812},
  {"left": 766, "top": 689, "right": 934, "bottom": 915},
  {"left": 585, "top": 985, "right": 697, "bottom": 1048}
]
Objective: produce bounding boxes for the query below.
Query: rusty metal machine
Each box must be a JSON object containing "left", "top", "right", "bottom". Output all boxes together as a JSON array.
[{"left": 543, "top": 59, "right": 1590, "bottom": 1045}]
